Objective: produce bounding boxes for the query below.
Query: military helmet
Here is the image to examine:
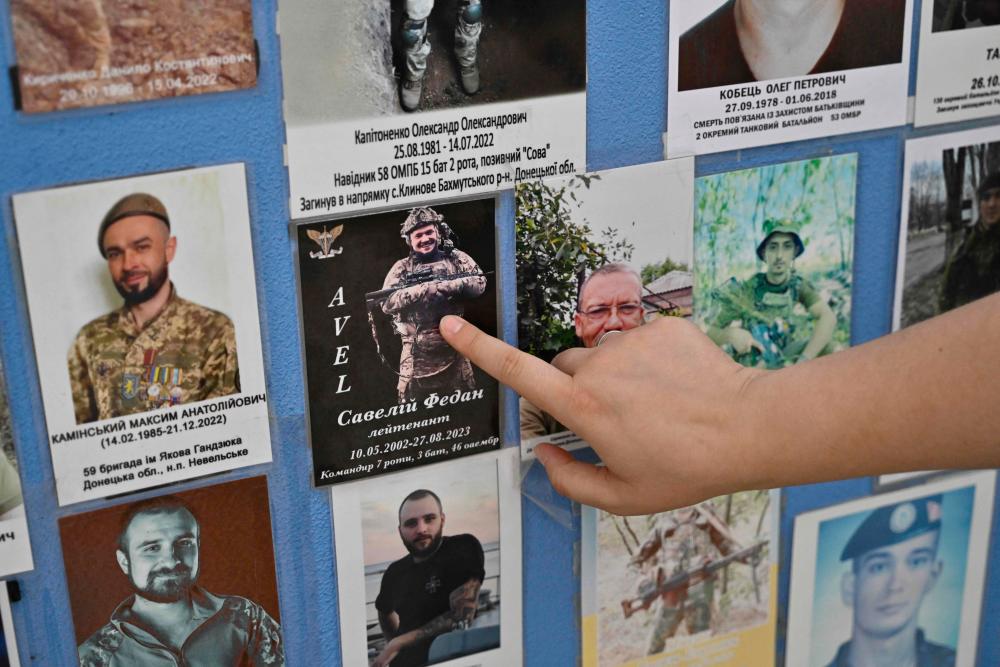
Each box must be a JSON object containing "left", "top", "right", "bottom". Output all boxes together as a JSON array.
[
  {"left": 99, "top": 193, "right": 170, "bottom": 257},
  {"left": 756, "top": 219, "right": 804, "bottom": 261},
  {"left": 400, "top": 206, "right": 444, "bottom": 239},
  {"left": 840, "top": 495, "right": 943, "bottom": 562}
]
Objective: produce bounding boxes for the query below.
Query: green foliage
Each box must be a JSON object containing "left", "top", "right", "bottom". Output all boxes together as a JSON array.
[
  {"left": 640, "top": 258, "right": 690, "bottom": 285},
  {"left": 515, "top": 175, "right": 634, "bottom": 357}
]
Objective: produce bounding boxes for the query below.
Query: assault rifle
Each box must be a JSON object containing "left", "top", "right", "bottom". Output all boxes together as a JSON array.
[
  {"left": 365, "top": 267, "right": 492, "bottom": 304},
  {"left": 620, "top": 541, "right": 768, "bottom": 619}
]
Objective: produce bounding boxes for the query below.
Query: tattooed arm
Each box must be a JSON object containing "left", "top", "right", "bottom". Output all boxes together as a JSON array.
[{"left": 371, "top": 578, "right": 482, "bottom": 667}]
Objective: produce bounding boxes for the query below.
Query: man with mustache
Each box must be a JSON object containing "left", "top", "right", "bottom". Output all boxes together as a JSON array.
[
  {"left": 380, "top": 207, "right": 486, "bottom": 404},
  {"left": 826, "top": 495, "right": 953, "bottom": 667},
  {"left": 67, "top": 193, "right": 239, "bottom": 424},
  {"left": 77, "top": 496, "right": 284, "bottom": 665},
  {"left": 705, "top": 219, "right": 835, "bottom": 369},
  {"left": 373, "top": 489, "right": 485, "bottom": 667}
]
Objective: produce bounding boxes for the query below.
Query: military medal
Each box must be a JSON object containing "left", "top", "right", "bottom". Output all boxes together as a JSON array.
[
  {"left": 169, "top": 385, "right": 183, "bottom": 406},
  {"left": 147, "top": 383, "right": 162, "bottom": 405}
]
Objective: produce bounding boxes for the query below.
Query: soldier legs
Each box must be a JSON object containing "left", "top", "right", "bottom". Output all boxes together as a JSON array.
[
  {"left": 683, "top": 580, "right": 714, "bottom": 635},
  {"left": 646, "top": 604, "right": 683, "bottom": 656},
  {"left": 455, "top": 0, "right": 483, "bottom": 94},
  {"left": 401, "top": 0, "right": 483, "bottom": 111}
]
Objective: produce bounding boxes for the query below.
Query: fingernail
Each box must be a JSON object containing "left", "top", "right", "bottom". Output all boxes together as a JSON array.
[
  {"left": 440, "top": 316, "right": 464, "bottom": 336},
  {"left": 535, "top": 445, "right": 552, "bottom": 466}
]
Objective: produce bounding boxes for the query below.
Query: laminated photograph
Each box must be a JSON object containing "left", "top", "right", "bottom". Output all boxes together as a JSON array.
[
  {"left": 667, "top": 0, "right": 913, "bottom": 156},
  {"left": 895, "top": 127, "right": 1000, "bottom": 330},
  {"left": 786, "top": 470, "right": 995, "bottom": 667},
  {"left": 514, "top": 160, "right": 695, "bottom": 457},
  {"left": 694, "top": 155, "right": 857, "bottom": 369},
  {"left": 279, "top": 0, "right": 587, "bottom": 217},
  {"left": 9, "top": 0, "right": 257, "bottom": 113},
  {"left": 0, "top": 358, "right": 33, "bottom": 577},
  {"left": 581, "top": 490, "right": 779, "bottom": 667},
  {"left": 12, "top": 164, "right": 271, "bottom": 505},
  {"left": 295, "top": 198, "right": 500, "bottom": 486},
  {"left": 0, "top": 582, "right": 19, "bottom": 667},
  {"left": 59, "top": 476, "right": 283, "bottom": 666},
  {"left": 330, "top": 448, "right": 521, "bottom": 667},
  {"left": 914, "top": 1, "right": 1000, "bottom": 126}
]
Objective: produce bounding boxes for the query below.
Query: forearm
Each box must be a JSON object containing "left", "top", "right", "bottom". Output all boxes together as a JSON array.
[
  {"left": 743, "top": 294, "right": 1000, "bottom": 488},
  {"left": 801, "top": 309, "right": 835, "bottom": 360}
]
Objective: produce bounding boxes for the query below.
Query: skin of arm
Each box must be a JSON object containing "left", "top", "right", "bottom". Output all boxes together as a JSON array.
[
  {"left": 438, "top": 293, "right": 1000, "bottom": 515},
  {"left": 372, "top": 578, "right": 482, "bottom": 667},
  {"left": 800, "top": 299, "right": 836, "bottom": 361},
  {"left": 377, "top": 609, "right": 400, "bottom": 642}
]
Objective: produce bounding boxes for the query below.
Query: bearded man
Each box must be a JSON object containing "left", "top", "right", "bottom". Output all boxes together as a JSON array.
[
  {"left": 372, "top": 489, "right": 485, "bottom": 667},
  {"left": 67, "top": 193, "right": 239, "bottom": 424},
  {"left": 77, "top": 496, "right": 283, "bottom": 665}
]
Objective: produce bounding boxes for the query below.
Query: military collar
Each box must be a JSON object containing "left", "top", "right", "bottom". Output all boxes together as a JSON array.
[
  {"left": 109, "top": 585, "right": 225, "bottom": 645},
  {"left": 117, "top": 283, "right": 180, "bottom": 336}
]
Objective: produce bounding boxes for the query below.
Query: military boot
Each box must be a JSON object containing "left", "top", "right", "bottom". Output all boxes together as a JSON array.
[{"left": 455, "top": 0, "right": 482, "bottom": 95}]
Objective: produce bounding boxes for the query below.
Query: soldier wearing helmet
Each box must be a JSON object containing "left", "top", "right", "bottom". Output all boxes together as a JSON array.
[
  {"left": 380, "top": 207, "right": 486, "bottom": 403},
  {"left": 67, "top": 193, "right": 239, "bottom": 424},
  {"left": 399, "top": 0, "right": 483, "bottom": 111},
  {"left": 705, "top": 219, "right": 836, "bottom": 368}
]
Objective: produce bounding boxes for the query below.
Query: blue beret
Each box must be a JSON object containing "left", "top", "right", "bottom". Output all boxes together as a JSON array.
[{"left": 840, "top": 495, "right": 943, "bottom": 562}]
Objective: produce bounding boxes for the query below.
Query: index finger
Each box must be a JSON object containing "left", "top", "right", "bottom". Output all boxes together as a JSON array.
[{"left": 440, "top": 316, "right": 575, "bottom": 418}]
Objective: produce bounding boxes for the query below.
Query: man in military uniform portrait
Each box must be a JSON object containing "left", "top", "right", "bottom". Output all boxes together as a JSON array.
[
  {"left": 826, "top": 495, "right": 954, "bottom": 667},
  {"left": 77, "top": 495, "right": 284, "bottom": 666},
  {"left": 630, "top": 503, "right": 751, "bottom": 655},
  {"left": 379, "top": 206, "right": 486, "bottom": 404},
  {"left": 519, "top": 263, "right": 646, "bottom": 439},
  {"left": 373, "top": 489, "right": 486, "bottom": 667},
  {"left": 398, "top": 0, "right": 483, "bottom": 111},
  {"left": 704, "top": 219, "right": 836, "bottom": 369},
  {"left": 939, "top": 172, "right": 1000, "bottom": 313},
  {"left": 68, "top": 193, "right": 240, "bottom": 424}
]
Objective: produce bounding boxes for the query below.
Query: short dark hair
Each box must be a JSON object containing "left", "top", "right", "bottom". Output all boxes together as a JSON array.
[
  {"left": 978, "top": 172, "right": 1000, "bottom": 199},
  {"left": 398, "top": 489, "right": 443, "bottom": 521},
  {"left": 117, "top": 495, "right": 198, "bottom": 553}
]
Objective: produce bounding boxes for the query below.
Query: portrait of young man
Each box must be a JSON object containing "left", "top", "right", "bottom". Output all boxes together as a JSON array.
[
  {"left": 786, "top": 472, "right": 995, "bottom": 667},
  {"left": 695, "top": 156, "right": 855, "bottom": 370},
  {"left": 677, "top": 0, "right": 907, "bottom": 91},
  {"left": 14, "top": 164, "right": 271, "bottom": 505},
  {"left": 60, "top": 477, "right": 283, "bottom": 667},
  {"left": 68, "top": 192, "right": 239, "bottom": 424}
]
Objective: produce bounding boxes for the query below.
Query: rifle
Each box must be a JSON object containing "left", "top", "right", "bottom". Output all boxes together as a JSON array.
[
  {"left": 365, "top": 268, "right": 492, "bottom": 303},
  {"left": 746, "top": 319, "right": 790, "bottom": 369},
  {"left": 620, "top": 541, "right": 768, "bottom": 619}
]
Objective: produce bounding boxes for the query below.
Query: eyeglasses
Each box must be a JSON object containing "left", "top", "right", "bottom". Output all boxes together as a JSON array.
[{"left": 578, "top": 303, "right": 643, "bottom": 321}]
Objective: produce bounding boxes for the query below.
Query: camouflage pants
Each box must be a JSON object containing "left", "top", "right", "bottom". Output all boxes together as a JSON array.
[
  {"left": 403, "top": 0, "right": 482, "bottom": 81},
  {"left": 646, "top": 580, "right": 714, "bottom": 655},
  {"left": 397, "top": 351, "right": 476, "bottom": 404}
]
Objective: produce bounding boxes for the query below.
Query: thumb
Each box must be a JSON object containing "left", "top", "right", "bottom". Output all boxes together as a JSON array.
[{"left": 535, "top": 444, "right": 628, "bottom": 513}]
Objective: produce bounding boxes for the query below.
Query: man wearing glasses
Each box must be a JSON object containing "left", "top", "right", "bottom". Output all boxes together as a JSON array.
[{"left": 520, "top": 264, "right": 645, "bottom": 438}]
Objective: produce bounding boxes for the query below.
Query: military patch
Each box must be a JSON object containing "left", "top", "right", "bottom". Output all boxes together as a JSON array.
[
  {"left": 307, "top": 225, "right": 345, "bottom": 259},
  {"left": 120, "top": 374, "right": 141, "bottom": 400},
  {"left": 890, "top": 502, "right": 917, "bottom": 534},
  {"left": 97, "top": 361, "right": 108, "bottom": 377}
]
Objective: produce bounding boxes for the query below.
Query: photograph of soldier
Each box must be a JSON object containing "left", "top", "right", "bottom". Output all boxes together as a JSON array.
[
  {"left": 515, "top": 162, "right": 694, "bottom": 447},
  {"left": 0, "top": 361, "right": 23, "bottom": 520},
  {"left": 0, "top": 583, "right": 20, "bottom": 667},
  {"left": 280, "top": 0, "right": 585, "bottom": 121},
  {"left": 695, "top": 155, "right": 856, "bottom": 369},
  {"left": 380, "top": 207, "right": 486, "bottom": 404},
  {"left": 933, "top": 0, "right": 1000, "bottom": 31},
  {"left": 590, "top": 492, "right": 775, "bottom": 666},
  {"left": 788, "top": 473, "right": 996, "bottom": 667},
  {"left": 68, "top": 192, "right": 239, "bottom": 424},
  {"left": 60, "top": 477, "right": 283, "bottom": 666},
  {"left": 897, "top": 134, "right": 1000, "bottom": 328},
  {"left": 296, "top": 198, "right": 499, "bottom": 485},
  {"left": 10, "top": 0, "right": 257, "bottom": 113},
  {"left": 675, "top": 0, "right": 907, "bottom": 92}
]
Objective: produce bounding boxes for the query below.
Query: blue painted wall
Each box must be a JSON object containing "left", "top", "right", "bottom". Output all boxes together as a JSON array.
[{"left": 0, "top": 0, "right": 996, "bottom": 664}]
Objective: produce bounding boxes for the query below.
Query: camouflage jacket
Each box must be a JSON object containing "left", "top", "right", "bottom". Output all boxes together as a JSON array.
[
  {"left": 380, "top": 249, "right": 486, "bottom": 332},
  {"left": 940, "top": 221, "right": 1000, "bottom": 313},
  {"left": 67, "top": 287, "right": 239, "bottom": 424},
  {"left": 709, "top": 273, "right": 821, "bottom": 330},
  {"left": 78, "top": 587, "right": 283, "bottom": 667}
]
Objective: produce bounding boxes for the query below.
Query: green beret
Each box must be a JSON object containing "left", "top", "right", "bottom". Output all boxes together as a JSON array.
[
  {"left": 98, "top": 193, "right": 170, "bottom": 257},
  {"left": 840, "top": 495, "right": 943, "bottom": 562}
]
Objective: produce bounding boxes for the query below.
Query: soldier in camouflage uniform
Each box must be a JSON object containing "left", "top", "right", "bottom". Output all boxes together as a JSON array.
[
  {"left": 631, "top": 503, "right": 746, "bottom": 654},
  {"left": 381, "top": 207, "right": 486, "bottom": 404},
  {"left": 400, "top": 0, "right": 483, "bottom": 111},
  {"left": 705, "top": 219, "right": 836, "bottom": 369},
  {"left": 939, "top": 172, "right": 1000, "bottom": 314},
  {"left": 68, "top": 193, "right": 239, "bottom": 425}
]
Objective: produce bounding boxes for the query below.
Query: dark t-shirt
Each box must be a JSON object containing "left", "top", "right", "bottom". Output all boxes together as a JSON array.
[
  {"left": 678, "top": 0, "right": 907, "bottom": 91},
  {"left": 375, "top": 534, "right": 486, "bottom": 667},
  {"left": 826, "top": 629, "right": 955, "bottom": 667}
]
